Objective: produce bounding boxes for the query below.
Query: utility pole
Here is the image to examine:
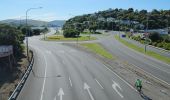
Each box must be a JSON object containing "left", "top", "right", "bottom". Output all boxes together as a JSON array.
[{"left": 119, "top": 18, "right": 121, "bottom": 39}]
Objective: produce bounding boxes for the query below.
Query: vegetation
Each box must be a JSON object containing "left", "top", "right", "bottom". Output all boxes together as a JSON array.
[
  {"left": 47, "top": 35, "right": 96, "bottom": 41},
  {"left": 63, "top": 8, "right": 170, "bottom": 32},
  {"left": 130, "top": 32, "right": 170, "bottom": 50},
  {"left": 0, "top": 24, "right": 24, "bottom": 57},
  {"left": 18, "top": 25, "right": 48, "bottom": 36},
  {"left": 81, "top": 43, "right": 114, "bottom": 59},
  {"left": 63, "top": 28, "right": 80, "bottom": 37},
  {"left": 115, "top": 35, "right": 170, "bottom": 64}
]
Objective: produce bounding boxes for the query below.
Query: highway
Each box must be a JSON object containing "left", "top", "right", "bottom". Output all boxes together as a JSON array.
[
  {"left": 100, "top": 33, "right": 170, "bottom": 84},
  {"left": 17, "top": 29, "right": 142, "bottom": 100}
]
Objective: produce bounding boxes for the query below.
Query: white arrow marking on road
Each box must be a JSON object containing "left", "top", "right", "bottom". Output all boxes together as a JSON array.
[
  {"left": 69, "top": 77, "right": 72, "bottom": 87},
  {"left": 112, "top": 80, "right": 124, "bottom": 98},
  {"left": 58, "top": 88, "right": 64, "bottom": 100},
  {"left": 84, "top": 83, "right": 95, "bottom": 100}
]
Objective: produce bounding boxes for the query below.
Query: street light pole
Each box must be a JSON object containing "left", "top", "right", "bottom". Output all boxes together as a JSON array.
[
  {"left": 119, "top": 18, "right": 121, "bottom": 39},
  {"left": 26, "top": 7, "right": 42, "bottom": 60},
  {"left": 145, "top": 12, "right": 149, "bottom": 53},
  {"left": 167, "top": 15, "right": 169, "bottom": 34}
]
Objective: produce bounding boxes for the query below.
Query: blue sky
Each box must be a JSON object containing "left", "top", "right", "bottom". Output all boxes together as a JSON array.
[{"left": 0, "top": 0, "right": 170, "bottom": 21}]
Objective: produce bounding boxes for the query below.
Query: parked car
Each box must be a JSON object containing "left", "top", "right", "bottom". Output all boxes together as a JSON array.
[{"left": 122, "top": 34, "right": 126, "bottom": 38}]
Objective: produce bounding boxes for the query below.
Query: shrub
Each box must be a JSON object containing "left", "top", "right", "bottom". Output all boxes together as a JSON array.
[
  {"left": 148, "top": 32, "right": 161, "bottom": 42},
  {"left": 63, "top": 28, "right": 80, "bottom": 38},
  {"left": 157, "top": 42, "right": 164, "bottom": 48},
  {"left": 152, "top": 42, "right": 157, "bottom": 46},
  {"left": 163, "top": 43, "right": 170, "bottom": 50}
]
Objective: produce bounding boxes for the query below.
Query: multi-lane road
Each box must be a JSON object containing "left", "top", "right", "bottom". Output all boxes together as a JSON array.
[
  {"left": 17, "top": 29, "right": 142, "bottom": 100},
  {"left": 100, "top": 32, "right": 170, "bottom": 84}
]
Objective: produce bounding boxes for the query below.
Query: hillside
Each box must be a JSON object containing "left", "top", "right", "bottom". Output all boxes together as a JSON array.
[
  {"left": 48, "top": 20, "right": 65, "bottom": 27},
  {"left": 63, "top": 8, "right": 170, "bottom": 31},
  {"left": 0, "top": 19, "right": 65, "bottom": 27}
]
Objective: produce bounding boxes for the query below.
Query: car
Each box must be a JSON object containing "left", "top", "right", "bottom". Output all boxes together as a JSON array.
[{"left": 121, "top": 34, "right": 126, "bottom": 37}]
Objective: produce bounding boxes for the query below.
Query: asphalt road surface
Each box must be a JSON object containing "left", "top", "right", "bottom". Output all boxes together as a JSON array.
[
  {"left": 100, "top": 32, "right": 170, "bottom": 84},
  {"left": 17, "top": 29, "right": 142, "bottom": 100}
]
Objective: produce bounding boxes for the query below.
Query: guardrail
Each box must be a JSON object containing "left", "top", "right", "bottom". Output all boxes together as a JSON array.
[{"left": 8, "top": 52, "right": 34, "bottom": 100}]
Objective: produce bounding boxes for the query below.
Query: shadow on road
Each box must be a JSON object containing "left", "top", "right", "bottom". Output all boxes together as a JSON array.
[{"left": 140, "top": 91, "right": 152, "bottom": 100}]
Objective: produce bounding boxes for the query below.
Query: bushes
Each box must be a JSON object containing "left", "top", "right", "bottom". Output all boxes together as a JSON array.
[
  {"left": 63, "top": 28, "right": 80, "bottom": 38},
  {"left": 148, "top": 32, "right": 161, "bottom": 42},
  {"left": 131, "top": 36, "right": 141, "bottom": 41},
  {"left": 0, "top": 24, "right": 24, "bottom": 57},
  {"left": 156, "top": 42, "right": 170, "bottom": 50}
]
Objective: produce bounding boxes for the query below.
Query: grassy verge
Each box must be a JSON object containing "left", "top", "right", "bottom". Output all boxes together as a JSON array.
[
  {"left": 46, "top": 35, "right": 96, "bottom": 41},
  {"left": 115, "top": 35, "right": 170, "bottom": 64},
  {"left": 81, "top": 43, "right": 114, "bottom": 59}
]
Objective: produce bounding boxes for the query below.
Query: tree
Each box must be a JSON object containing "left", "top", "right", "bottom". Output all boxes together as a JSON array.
[
  {"left": 148, "top": 32, "right": 161, "bottom": 42},
  {"left": 21, "top": 26, "right": 33, "bottom": 36},
  {"left": 89, "top": 22, "right": 97, "bottom": 33},
  {"left": 0, "top": 24, "right": 24, "bottom": 57},
  {"left": 63, "top": 8, "right": 170, "bottom": 31},
  {"left": 63, "top": 28, "right": 80, "bottom": 38},
  {"left": 33, "top": 29, "right": 41, "bottom": 35}
]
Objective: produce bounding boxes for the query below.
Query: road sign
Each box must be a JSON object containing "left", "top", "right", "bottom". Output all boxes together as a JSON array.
[{"left": 0, "top": 45, "right": 13, "bottom": 58}]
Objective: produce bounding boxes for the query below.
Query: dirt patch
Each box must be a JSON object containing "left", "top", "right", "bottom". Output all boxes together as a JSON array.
[
  {"left": 64, "top": 43, "right": 170, "bottom": 100},
  {"left": 0, "top": 51, "right": 32, "bottom": 100}
]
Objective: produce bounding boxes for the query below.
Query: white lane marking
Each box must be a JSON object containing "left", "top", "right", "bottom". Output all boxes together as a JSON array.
[
  {"left": 58, "top": 88, "right": 64, "bottom": 100},
  {"left": 84, "top": 83, "right": 95, "bottom": 100},
  {"left": 112, "top": 80, "right": 124, "bottom": 98},
  {"left": 40, "top": 51, "right": 48, "bottom": 100},
  {"left": 31, "top": 45, "right": 48, "bottom": 100},
  {"left": 95, "top": 79, "right": 104, "bottom": 89},
  {"left": 103, "top": 64, "right": 137, "bottom": 91},
  {"left": 69, "top": 77, "right": 73, "bottom": 87}
]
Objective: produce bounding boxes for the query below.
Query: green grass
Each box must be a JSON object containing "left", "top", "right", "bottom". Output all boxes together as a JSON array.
[
  {"left": 81, "top": 43, "right": 114, "bottom": 59},
  {"left": 46, "top": 35, "right": 96, "bottom": 41},
  {"left": 114, "top": 35, "right": 170, "bottom": 64}
]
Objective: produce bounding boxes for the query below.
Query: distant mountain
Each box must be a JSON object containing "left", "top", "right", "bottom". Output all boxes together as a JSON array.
[
  {"left": 48, "top": 20, "right": 65, "bottom": 27},
  {"left": 0, "top": 19, "right": 66, "bottom": 27},
  {"left": 0, "top": 19, "right": 48, "bottom": 26}
]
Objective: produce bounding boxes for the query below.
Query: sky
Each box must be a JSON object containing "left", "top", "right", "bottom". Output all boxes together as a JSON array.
[{"left": 0, "top": 0, "right": 170, "bottom": 21}]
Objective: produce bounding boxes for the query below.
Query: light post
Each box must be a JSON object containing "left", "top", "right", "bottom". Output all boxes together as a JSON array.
[
  {"left": 167, "top": 15, "right": 169, "bottom": 34},
  {"left": 26, "top": 7, "right": 42, "bottom": 60},
  {"left": 145, "top": 12, "right": 149, "bottom": 53},
  {"left": 119, "top": 18, "right": 121, "bottom": 39}
]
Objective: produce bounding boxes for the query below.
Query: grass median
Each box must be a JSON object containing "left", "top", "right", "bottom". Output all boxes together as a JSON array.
[
  {"left": 81, "top": 43, "right": 114, "bottom": 59},
  {"left": 114, "top": 35, "right": 170, "bottom": 64},
  {"left": 46, "top": 35, "right": 96, "bottom": 41}
]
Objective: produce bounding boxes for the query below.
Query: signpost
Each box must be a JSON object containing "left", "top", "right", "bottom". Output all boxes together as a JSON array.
[
  {"left": 0, "top": 46, "right": 13, "bottom": 58},
  {"left": 0, "top": 45, "right": 14, "bottom": 70}
]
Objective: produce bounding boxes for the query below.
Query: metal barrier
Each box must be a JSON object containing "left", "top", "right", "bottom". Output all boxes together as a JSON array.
[{"left": 8, "top": 53, "right": 34, "bottom": 100}]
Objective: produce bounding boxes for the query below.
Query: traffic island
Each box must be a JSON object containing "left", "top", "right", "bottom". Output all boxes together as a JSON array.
[{"left": 44, "top": 35, "right": 97, "bottom": 41}]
